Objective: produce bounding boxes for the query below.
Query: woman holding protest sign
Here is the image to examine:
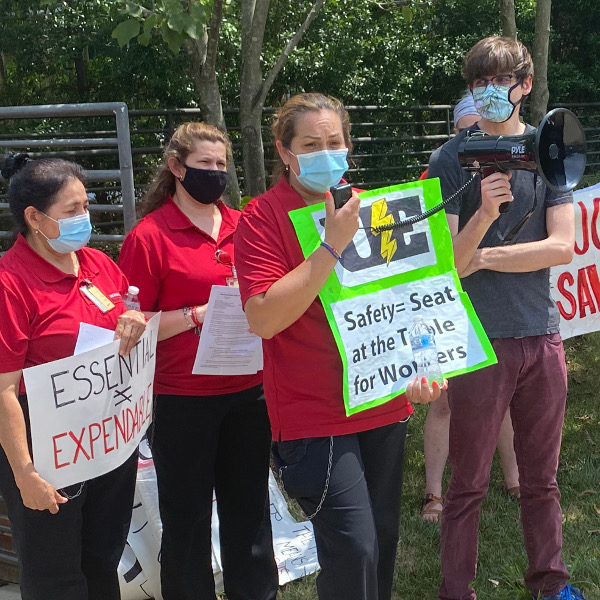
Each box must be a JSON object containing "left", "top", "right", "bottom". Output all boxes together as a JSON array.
[
  {"left": 118, "top": 122, "right": 278, "bottom": 600},
  {"left": 0, "top": 154, "right": 146, "bottom": 600},
  {"left": 234, "top": 92, "right": 443, "bottom": 600}
]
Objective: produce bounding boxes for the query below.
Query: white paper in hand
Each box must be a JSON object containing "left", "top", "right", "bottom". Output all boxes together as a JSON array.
[
  {"left": 192, "top": 286, "right": 263, "bottom": 376},
  {"left": 74, "top": 322, "right": 115, "bottom": 355}
]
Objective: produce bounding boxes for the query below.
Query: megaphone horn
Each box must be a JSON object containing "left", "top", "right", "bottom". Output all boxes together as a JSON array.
[{"left": 458, "top": 108, "right": 587, "bottom": 211}]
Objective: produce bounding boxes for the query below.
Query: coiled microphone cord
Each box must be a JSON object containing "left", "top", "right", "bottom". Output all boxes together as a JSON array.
[{"left": 366, "top": 174, "right": 477, "bottom": 233}]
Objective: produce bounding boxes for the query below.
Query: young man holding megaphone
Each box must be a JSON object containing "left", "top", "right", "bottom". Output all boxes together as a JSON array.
[{"left": 428, "top": 36, "right": 586, "bottom": 600}]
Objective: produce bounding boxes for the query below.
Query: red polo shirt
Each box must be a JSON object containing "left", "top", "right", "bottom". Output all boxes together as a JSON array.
[
  {"left": 0, "top": 235, "right": 129, "bottom": 394},
  {"left": 234, "top": 177, "right": 412, "bottom": 442},
  {"left": 118, "top": 197, "right": 262, "bottom": 396}
]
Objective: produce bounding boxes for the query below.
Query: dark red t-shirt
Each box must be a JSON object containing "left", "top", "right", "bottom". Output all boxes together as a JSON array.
[
  {"left": 118, "top": 198, "right": 262, "bottom": 396},
  {"left": 234, "top": 177, "right": 412, "bottom": 441},
  {"left": 0, "top": 235, "right": 129, "bottom": 394}
]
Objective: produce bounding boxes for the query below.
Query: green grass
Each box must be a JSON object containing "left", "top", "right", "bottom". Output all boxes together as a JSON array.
[{"left": 276, "top": 332, "right": 600, "bottom": 600}]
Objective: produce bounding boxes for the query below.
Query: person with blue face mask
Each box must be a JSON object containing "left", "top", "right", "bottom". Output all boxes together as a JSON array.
[
  {"left": 234, "top": 93, "right": 441, "bottom": 600},
  {"left": 0, "top": 155, "right": 146, "bottom": 600},
  {"left": 427, "top": 37, "right": 586, "bottom": 600}
]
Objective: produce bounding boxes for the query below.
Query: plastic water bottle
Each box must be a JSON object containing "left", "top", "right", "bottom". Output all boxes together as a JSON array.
[
  {"left": 122, "top": 285, "right": 141, "bottom": 311},
  {"left": 409, "top": 316, "right": 444, "bottom": 387}
]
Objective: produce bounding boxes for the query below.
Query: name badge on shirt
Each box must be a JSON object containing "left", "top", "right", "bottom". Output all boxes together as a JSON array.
[
  {"left": 226, "top": 265, "right": 239, "bottom": 287},
  {"left": 80, "top": 281, "right": 115, "bottom": 313}
]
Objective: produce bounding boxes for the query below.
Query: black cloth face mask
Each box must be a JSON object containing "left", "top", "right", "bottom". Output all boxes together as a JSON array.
[{"left": 180, "top": 165, "right": 228, "bottom": 205}]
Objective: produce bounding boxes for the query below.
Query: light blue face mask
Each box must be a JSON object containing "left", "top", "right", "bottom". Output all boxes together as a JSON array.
[
  {"left": 39, "top": 212, "right": 92, "bottom": 253},
  {"left": 471, "top": 84, "right": 520, "bottom": 123},
  {"left": 289, "top": 148, "right": 349, "bottom": 193}
]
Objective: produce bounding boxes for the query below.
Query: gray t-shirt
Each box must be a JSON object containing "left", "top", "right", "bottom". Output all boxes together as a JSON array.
[{"left": 427, "top": 124, "right": 573, "bottom": 338}]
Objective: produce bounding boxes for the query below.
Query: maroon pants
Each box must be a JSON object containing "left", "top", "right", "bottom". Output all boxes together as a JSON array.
[{"left": 439, "top": 334, "right": 570, "bottom": 599}]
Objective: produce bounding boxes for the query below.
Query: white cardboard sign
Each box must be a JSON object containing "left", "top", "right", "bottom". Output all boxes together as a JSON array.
[{"left": 23, "top": 314, "right": 159, "bottom": 489}]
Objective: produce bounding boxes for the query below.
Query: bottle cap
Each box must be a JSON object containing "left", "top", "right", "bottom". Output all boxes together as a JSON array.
[
  {"left": 413, "top": 315, "right": 423, "bottom": 322},
  {"left": 127, "top": 285, "right": 139, "bottom": 296}
]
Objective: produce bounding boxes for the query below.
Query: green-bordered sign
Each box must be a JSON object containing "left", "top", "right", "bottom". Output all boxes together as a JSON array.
[{"left": 289, "top": 179, "right": 496, "bottom": 416}]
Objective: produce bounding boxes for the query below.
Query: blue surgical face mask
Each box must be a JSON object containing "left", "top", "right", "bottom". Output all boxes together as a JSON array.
[
  {"left": 289, "top": 148, "right": 349, "bottom": 193},
  {"left": 472, "top": 83, "right": 521, "bottom": 123},
  {"left": 39, "top": 212, "right": 92, "bottom": 253}
]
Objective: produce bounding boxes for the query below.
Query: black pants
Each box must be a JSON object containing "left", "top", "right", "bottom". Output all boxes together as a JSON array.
[
  {"left": 152, "top": 386, "right": 278, "bottom": 600},
  {"left": 0, "top": 447, "right": 138, "bottom": 600},
  {"left": 272, "top": 421, "right": 408, "bottom": 600}
]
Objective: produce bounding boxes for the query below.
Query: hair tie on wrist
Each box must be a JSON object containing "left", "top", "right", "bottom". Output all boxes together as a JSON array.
[
  {"left": 320, "top": 241, "right": 341, "bottom": 261},
  {"left": 190, "top": 306, "right": 202, "bottom": 327}
]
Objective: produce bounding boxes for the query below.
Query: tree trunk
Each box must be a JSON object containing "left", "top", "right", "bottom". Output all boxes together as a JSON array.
[
  {"left": 239, "top": 0, "right": 327, "bottom": 199},
  {"left": 241, "top": 105, "right": 268, "bottom": 198},
  {"left": 0, "top": 52, "right": 6, "bottom": 96},
  {"left": 499, "top": 0, "right": 517, "bottom": 39},
  {"left": 183, "top": 39, "right": 224, "bottom": 131},
  {"left": 530, "top": 0, "right": 552, "bottom": 126},
  {"left": 240, "top": 0, "right": 270, "bottom": 198},
  {"left": 74, "top": 46, "right": 90, "bottom": 101},
  {"left": 183, "top": 0, "right": 242, "bottom": 207}
]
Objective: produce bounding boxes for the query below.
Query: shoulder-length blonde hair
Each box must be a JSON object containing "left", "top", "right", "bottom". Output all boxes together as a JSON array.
[
  {"left": 270, "top": 93, "right": 352, "bottom": 184},
  {"left": 140, "top": 121, "right": 232, "bottom": 217}
]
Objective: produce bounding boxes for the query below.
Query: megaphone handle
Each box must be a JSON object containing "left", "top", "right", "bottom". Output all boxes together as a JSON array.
[{"left": 479, "top": 166, "right": 511, "bottom": 214}]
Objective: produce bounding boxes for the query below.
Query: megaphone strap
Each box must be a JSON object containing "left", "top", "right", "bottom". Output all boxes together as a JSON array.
[{"left": 496, "top": 173, "right": 539, "bottom": 245}]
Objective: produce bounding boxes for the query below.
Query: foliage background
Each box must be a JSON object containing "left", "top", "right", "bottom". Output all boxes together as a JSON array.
[
  {"left": 1, "top": 0, "right": 599, "bottom": 112},
  {"left": 0, "top": 3, "right": 599, "bottom": 596}
]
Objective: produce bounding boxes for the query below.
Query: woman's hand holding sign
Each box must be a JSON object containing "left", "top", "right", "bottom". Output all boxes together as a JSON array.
[
  {"left": 114, "top": 310, "right": 147, "bottom": 356},
  {"left": 0, "top": 371, "right": 67, "bottom": 514}
]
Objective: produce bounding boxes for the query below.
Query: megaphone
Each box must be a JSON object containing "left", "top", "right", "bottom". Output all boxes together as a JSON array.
[{"left": 458, "top": 108, "right": 587, "bottom": 212}]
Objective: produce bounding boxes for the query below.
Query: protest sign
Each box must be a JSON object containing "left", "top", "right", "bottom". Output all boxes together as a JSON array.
[
  {"left": 118, "top": 441, "right": 318, "bottom": 599},
  {"left": 23, "top": 314, "right": 159, "bottom": 489},
  {"left": 118, "top": 437, "right": 163, "bottom": 600},
  {"left": 551, "top": 182, "right": 600, "bottom": 339},
  {"left": 211, "top": 470, "right": 319, "bottom": 586},
  {"left": 267, "top": 473, "right": 319, "bottom": 584},
  {"left": 289, "top": 179, "right": 496, "bottom": 415}
]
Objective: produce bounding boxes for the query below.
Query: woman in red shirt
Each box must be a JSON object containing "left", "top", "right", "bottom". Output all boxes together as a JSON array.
[
  {"left": 119, "top": 122, "right": 277, "bottom": 600},
  {"left": 235, "top": 93, "right": 441, "bottom": 600},
  {"left": 0, "top": 155, "right": 146, "bottom": 600}
]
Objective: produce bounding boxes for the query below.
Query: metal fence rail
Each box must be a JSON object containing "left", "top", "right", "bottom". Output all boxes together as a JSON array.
[
  {"left": 1, "top": 103, "right": 599, "bottom": 247},
  {"left": 0, "top": 103, "right": 136, "bottom": 242}
]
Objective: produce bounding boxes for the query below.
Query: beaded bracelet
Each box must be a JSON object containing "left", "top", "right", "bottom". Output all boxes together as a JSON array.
[{"left": 320, "top": 241, "right": 341, "bottom": 261}]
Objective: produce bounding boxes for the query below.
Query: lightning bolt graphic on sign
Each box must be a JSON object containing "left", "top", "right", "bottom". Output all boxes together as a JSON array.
[{"left": 370, "top": 198, "right": 398, "bottom": 265}]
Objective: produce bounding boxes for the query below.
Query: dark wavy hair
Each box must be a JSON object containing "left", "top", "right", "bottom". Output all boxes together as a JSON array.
[{"left": 1, "top": 153, "right": 86, "bottom": 238}]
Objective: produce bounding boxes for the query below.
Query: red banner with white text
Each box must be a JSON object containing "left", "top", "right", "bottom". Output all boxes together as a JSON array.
[{"left": 550, "top": 182, "right": 600, "bottom": 339}]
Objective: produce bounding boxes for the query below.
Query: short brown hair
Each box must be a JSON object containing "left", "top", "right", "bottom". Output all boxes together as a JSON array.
[
  {"left": 270, "top": 93, "right": 352, "bottom": 183},
  {"left": 140, "top": 122, "right": 232, "bottom": 217},
  {"left": 462, "top": 36, "right": 534, "bottom": 85}
]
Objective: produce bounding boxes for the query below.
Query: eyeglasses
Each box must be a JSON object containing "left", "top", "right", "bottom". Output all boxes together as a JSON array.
[{"left": 472, "top": 73, "right": 517, "bottom": 90}]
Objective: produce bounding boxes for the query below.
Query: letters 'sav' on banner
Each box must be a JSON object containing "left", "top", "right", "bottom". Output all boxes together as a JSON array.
[
  {"left": 23, "top": 314, "right": 160, "bottom": 489},
  {"left": 290, "top": 180, "right": 496, "bottom": 415},
  {"left": 551, "top": 183, "right": 600, "bottom": 340}
]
